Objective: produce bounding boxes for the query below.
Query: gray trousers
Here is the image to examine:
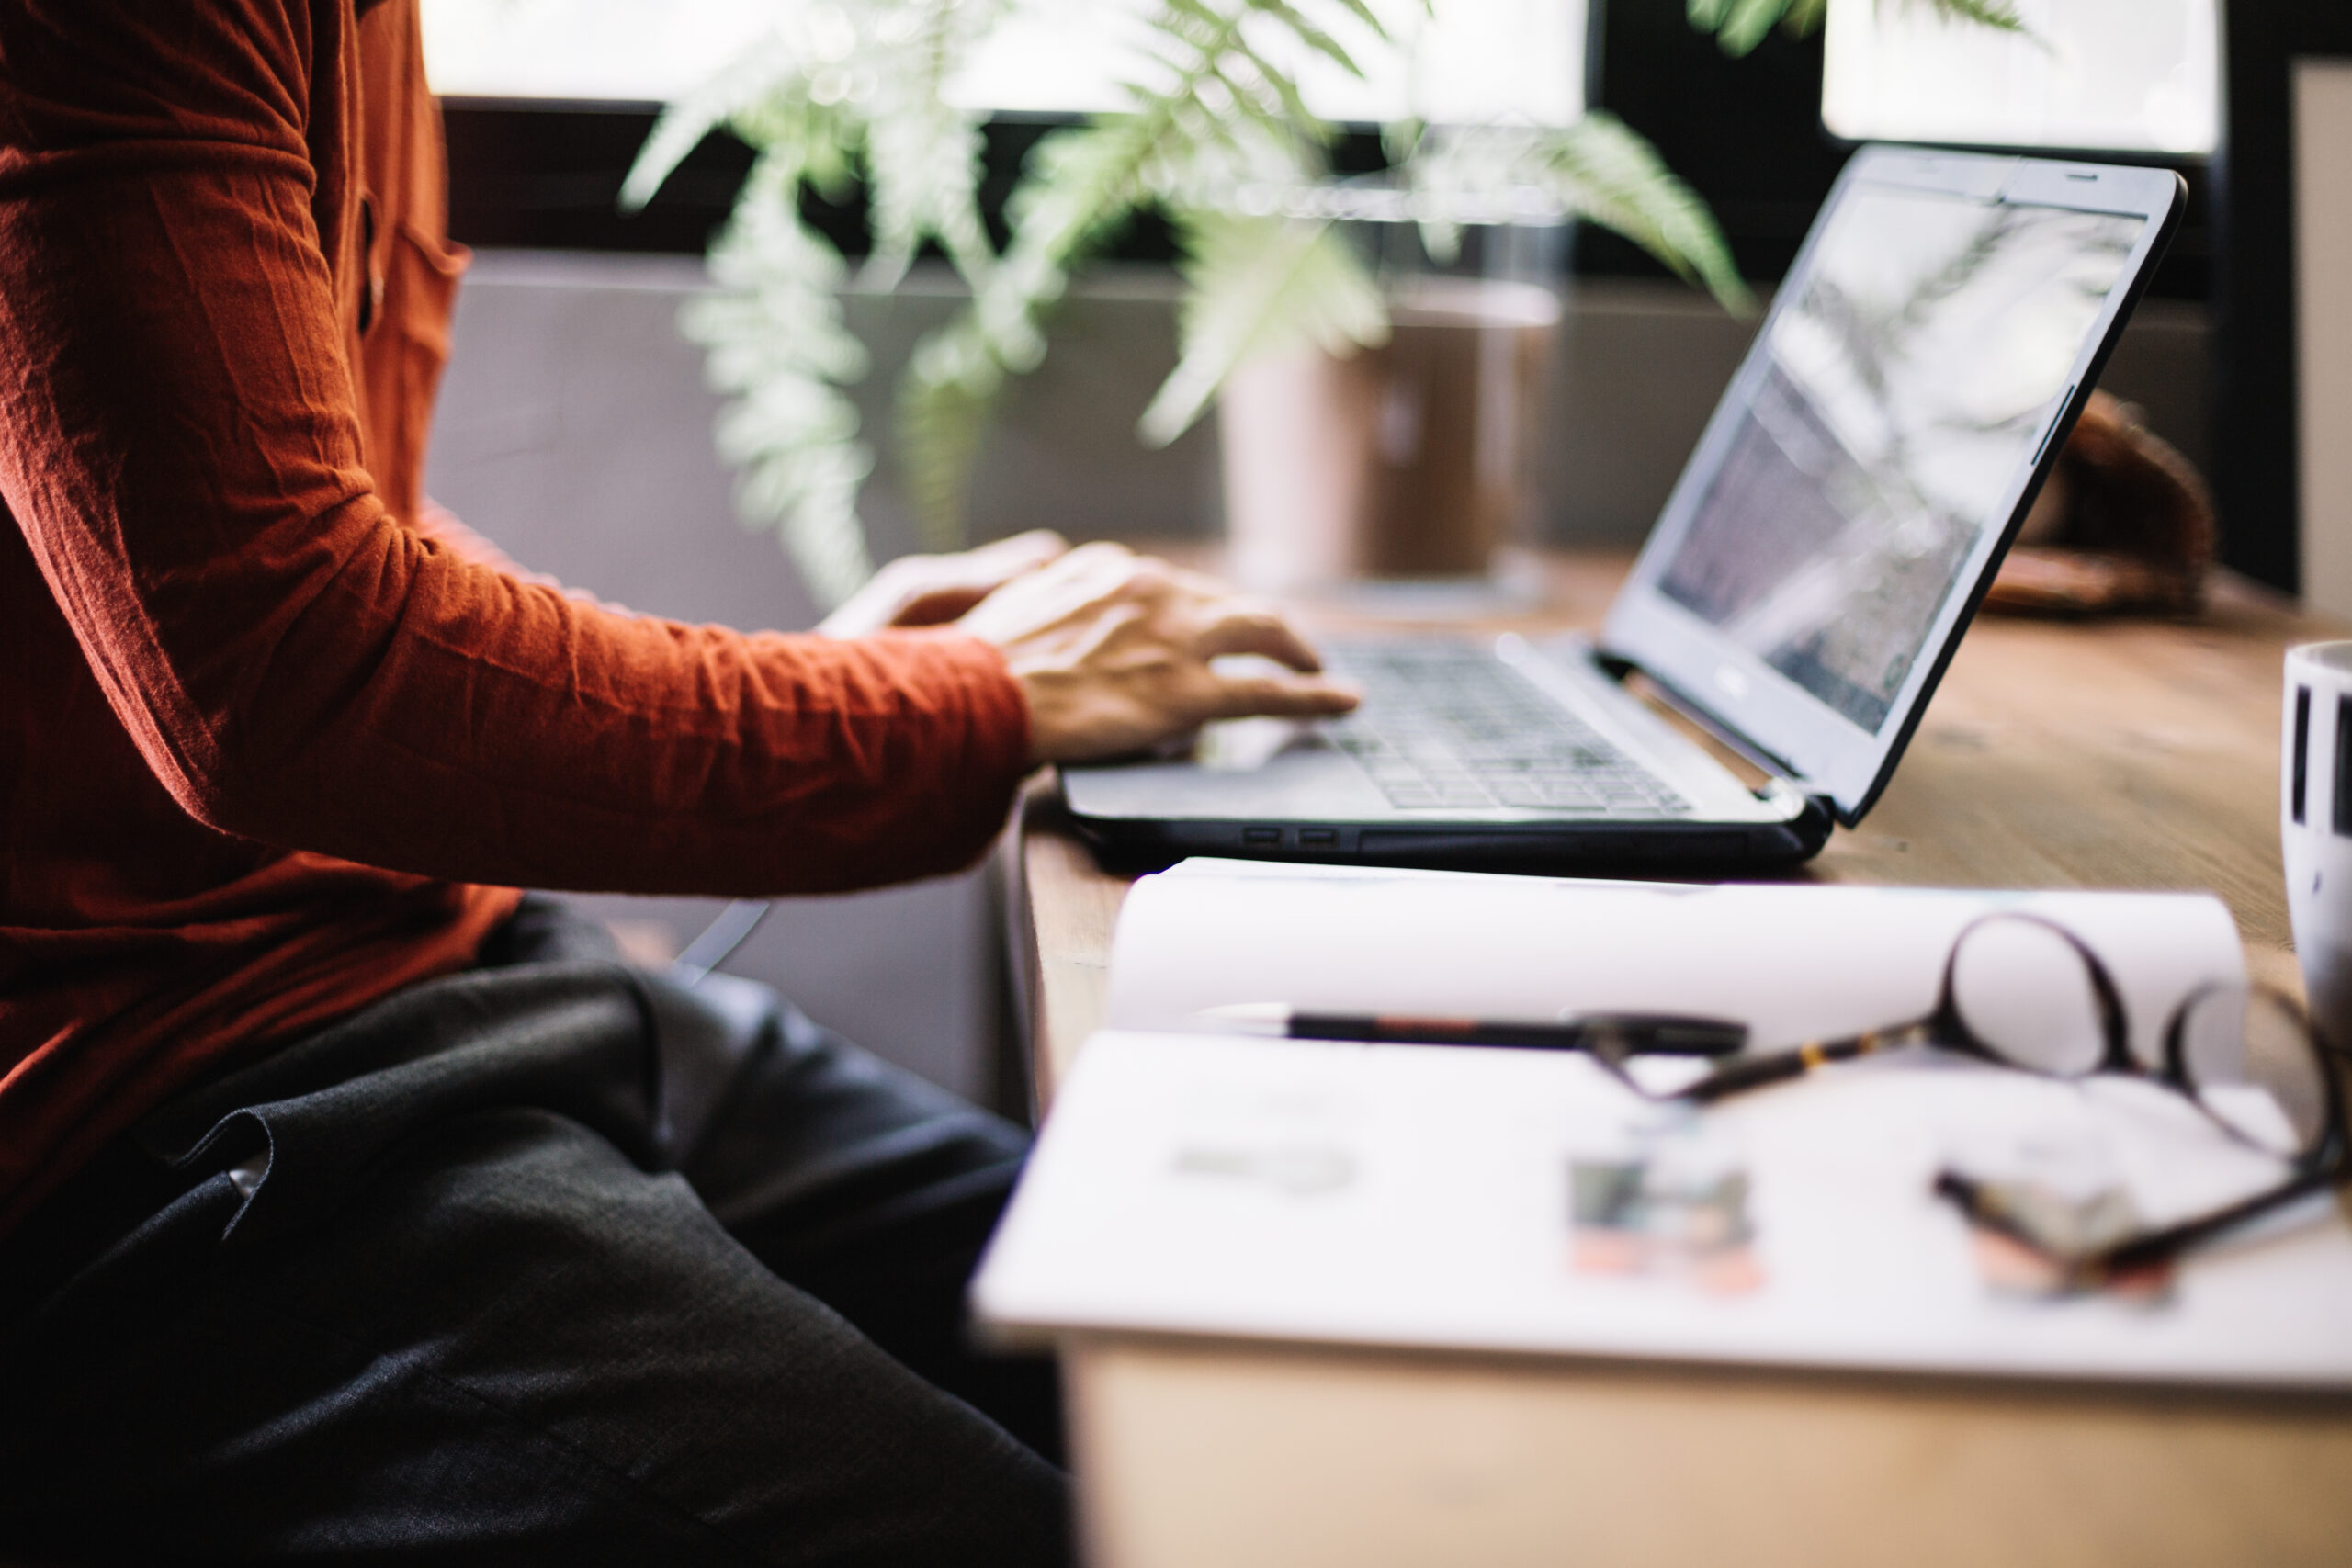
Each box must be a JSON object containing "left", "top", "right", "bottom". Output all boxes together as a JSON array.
[{"left": 0, "top": 898, "right": 1072, "bottom": 1565}]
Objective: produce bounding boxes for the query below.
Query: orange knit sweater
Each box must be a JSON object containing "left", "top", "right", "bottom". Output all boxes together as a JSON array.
[{"left": 0, "top": 0, "right": 1030, "bottom": 1235}]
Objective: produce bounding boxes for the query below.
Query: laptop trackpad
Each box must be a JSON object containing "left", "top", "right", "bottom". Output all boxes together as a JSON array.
[
  {"left": 1065, "top": 718, "right": 1389, "bottom": 819},
  {"left": 1197, "top": 716, "right": 1325, "bottom": 772}
]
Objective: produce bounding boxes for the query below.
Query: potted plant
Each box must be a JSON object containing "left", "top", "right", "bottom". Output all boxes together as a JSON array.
[{"left": 622, "top": 0, "right": 2020, "bottom": 604}]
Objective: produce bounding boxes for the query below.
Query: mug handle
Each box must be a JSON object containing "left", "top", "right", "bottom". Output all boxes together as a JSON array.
[{"left": 2295, "top": 684, "right": 2312, "bottom": 827}]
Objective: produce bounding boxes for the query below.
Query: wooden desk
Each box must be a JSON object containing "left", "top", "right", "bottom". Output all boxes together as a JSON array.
[{"left": 1010, "top": 554, "right": 2352, "bottom": 1568}]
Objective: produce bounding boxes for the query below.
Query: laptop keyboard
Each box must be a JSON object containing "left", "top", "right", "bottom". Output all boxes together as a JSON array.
[{"left": 1320, "top": 641, "right": 1690, "bottom": 816}]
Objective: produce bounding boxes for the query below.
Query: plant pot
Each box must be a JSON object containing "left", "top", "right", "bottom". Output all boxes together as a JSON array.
[{"left": 1217, "top": 276, "right": 1562, "bottom": 595}]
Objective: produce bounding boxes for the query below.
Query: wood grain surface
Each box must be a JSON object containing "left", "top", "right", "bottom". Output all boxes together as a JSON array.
[{"left": 1015, "top": 553, "right": 2352, "bottom": 1568}]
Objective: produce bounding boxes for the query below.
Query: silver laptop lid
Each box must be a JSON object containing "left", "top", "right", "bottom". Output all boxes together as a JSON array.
[{"left": 1601, "top": 147, "right": 2184, "bottom": 826}]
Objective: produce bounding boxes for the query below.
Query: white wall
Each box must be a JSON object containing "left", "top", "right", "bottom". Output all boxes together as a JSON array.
[{"left": 2299, "top": 60, "right": 2352, "bottom": 621}]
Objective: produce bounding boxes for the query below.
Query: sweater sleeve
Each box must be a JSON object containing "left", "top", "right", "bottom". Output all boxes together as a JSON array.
[{"left": 0, "top": 1, "right": 1031, "bottom": 897}]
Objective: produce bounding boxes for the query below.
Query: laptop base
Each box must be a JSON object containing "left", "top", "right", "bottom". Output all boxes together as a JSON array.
[{"left": 1062, "top": 795, "right": 1834, "bottom": 877}]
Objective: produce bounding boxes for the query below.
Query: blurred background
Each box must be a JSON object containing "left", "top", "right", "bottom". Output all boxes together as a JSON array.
[{"left": 414, "top": 0, "right": 2338, "bottom": 1108}]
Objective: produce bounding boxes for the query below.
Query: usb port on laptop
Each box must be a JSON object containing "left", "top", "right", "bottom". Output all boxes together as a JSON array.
[
  {"left": 1299, "top": 829, "right": 1338, "bottom": 848},
  {"left": 1242, "top": 827, "right": 1283, "bottom": 847}
]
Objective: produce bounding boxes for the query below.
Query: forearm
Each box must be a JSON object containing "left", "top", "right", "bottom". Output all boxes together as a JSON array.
[
  {"left": 209, "top": 533, "right": 1031, "bottom": 892},
  {"left": 18, "top": 475, "right": 1030, "bottom": 895}
]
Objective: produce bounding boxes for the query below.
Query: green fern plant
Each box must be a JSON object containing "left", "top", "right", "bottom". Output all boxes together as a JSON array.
[
  {"left": 1686, "top": 0, "right": 2024, "bottom": 58},
  {"left": 625, "top": 0, "right": 2007, "bottom": 608},
  {"left": 620, "top": 4, "right": 1006, "bottom": 604}
]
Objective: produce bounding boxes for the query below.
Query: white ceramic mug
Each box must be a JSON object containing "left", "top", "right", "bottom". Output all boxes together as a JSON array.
[{"left": 2282, "top": 642, "right": 2352, "bottom": 1047}]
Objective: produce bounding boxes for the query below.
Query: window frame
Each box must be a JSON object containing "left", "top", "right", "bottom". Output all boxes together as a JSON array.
[{"left": 2209, "top": 0, "right": 2352, "bottom": 593}]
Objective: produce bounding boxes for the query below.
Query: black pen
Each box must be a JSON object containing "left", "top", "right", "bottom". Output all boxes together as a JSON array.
[{"left": 1193, "top": 1003, "right": 1747, "bottom": 1056}]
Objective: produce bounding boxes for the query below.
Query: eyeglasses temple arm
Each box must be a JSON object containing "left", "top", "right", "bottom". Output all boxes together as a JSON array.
[
  {"left": 2092, "top": 1156, "right": 2347, "bottom": 1278},
  {"left": 1939, "top": 1144, "right": 2347, "bottom": 1282},
  {"left": 1679, "top": 1032, "right": 1904, "bottom": 1105}
]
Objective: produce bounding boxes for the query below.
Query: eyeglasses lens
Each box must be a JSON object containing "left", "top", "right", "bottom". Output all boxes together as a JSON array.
[
  {"left": 1947, "top": 917, "right": 2109, "bottom": 1077},
  {"left": 2174, "top": 986, "right": 2331, "bottom": 1158}
]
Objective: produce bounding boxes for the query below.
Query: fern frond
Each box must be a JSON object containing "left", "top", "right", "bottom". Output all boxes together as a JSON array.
[
  {"left": 1411, "top": 116, "right": 1753, "bottom": 316},
  {"left": 620, "top": 31, "right": 803, "bottom": 211},
  {"left": 1779, "top": 0, "right": 1830, "bottom": 32},
  {"left": 638, "top": 2, "right": 1015, "bottom": 599},
  {"left": 1910, "top": 0, "right": 2027, "bottom": 33},
  {"left": 862, "top": 103, "right": 991, "bottom": 290},
  {"left": 890, "top": 0, "right": 1386, "bottom": 539},
  {"left": 682, "top": 154, "right": 878, "bottom": 607},
  {"left": 1690, "top": 0, "right": 2024, "bottom": 57},
  {"left": 1139, "top": 211, "right": 1387, "bottom": 446},
  {"left": 1256, "top": 0, "right": 1369, "bottom": 80},
  {"left": 1317, "top": 0, "right": 1388, "bottom": 37},
  {"left": 1720, "top": 0, "right": 1800, "bottom": 55},
  {"left": 860, "top": 0, "right": 1005, "bottom": 290},
  {"left": 1533, "top": 116, "right": 1752, "bottom": 314},
  {"left": 897, "top": 320, "right": 1006, "bottom": 551}
]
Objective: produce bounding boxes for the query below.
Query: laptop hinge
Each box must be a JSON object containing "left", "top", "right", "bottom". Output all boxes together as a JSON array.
[{"left": 1595, "top": 649, "right": 1833, "bottom": 813}]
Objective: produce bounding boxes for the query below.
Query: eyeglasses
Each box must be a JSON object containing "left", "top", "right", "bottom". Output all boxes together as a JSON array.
[{"left": 1590, "top": 913, "right": 2349, "bottom": 1284}]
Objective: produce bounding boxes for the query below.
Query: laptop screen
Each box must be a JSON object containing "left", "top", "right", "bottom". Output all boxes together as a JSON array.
[{"left": 1646, "top": 185, "right": 2144, "bottom": 734}]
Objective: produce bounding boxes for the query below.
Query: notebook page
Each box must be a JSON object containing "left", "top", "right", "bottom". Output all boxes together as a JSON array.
[{"left": 1103, "top": 860, "right": 2245, "bottom": 1072}]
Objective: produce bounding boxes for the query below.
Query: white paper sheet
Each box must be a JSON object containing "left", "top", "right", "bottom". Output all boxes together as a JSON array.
[
  {"left": 1106, "top": 860, "right": 2247, "bottom": 1072},
  {"left": 976, "top": 1030, "right": 2352, "bottom": 1388}
]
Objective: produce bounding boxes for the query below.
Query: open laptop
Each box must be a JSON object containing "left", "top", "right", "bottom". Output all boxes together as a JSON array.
[{"left": 1062, "top": 146, "right": 2187, "bottom": 871}]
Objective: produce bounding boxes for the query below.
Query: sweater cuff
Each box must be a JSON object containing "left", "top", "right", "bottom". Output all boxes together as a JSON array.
[{"left": 875, "top": 626, "right": 1035, "bottom": 874}]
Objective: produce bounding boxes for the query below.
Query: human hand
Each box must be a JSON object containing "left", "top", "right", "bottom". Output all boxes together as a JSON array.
[
  {"left": 817, "top": 529, "right": 1069, "bottom": 637},
  {"left": 954, "top": 541, "right": 1361, "bottom": 765}
]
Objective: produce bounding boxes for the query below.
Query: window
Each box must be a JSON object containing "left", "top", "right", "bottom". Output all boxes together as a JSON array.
[
  {"left": 1820, "top": 0, "right": 2218, "bottom": 156},
  {"left": 419, "top": 0, "right": 1586, "bottom": 125},
  {"left": 422, "top": 0, "right": 772, "bottom": 102}
]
